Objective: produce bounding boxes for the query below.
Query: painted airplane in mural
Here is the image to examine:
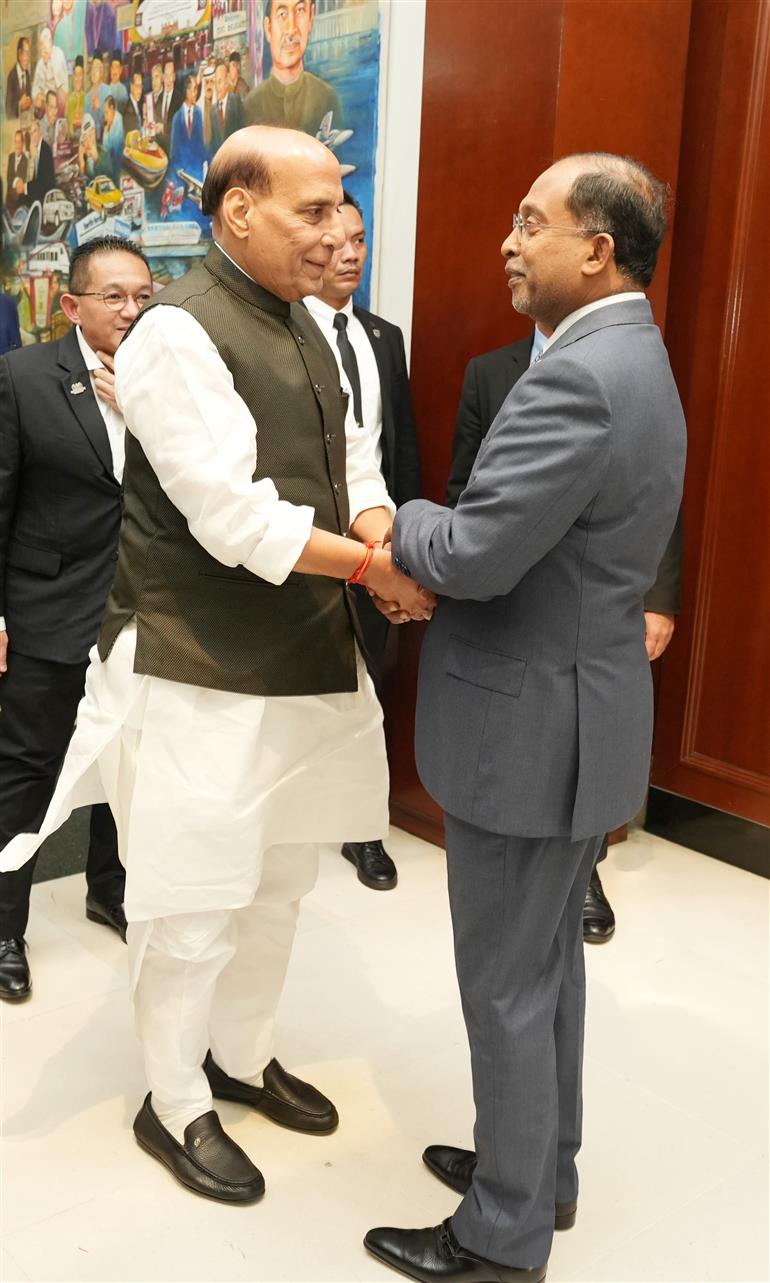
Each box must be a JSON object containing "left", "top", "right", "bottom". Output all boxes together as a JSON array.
[
  {"left": 176, "top": 167, "right": 206, "bottom": 209},
  {"left": 316, "top": 111, "right": 356, "bottom": 178}
]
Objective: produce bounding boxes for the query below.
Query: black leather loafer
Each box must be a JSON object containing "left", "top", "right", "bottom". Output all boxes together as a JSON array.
[
  {"left": 364, "top": 1218, "right": 547, "bottom": 1282},
  {"left": 133, "top": 1093, "right": 264, "bottom": 1202},
  {"left": 0, "top": 938, "right": 31, "bottom": 1002},
  {"left": 423, "top": 1147, "right": 576, "bottom": 1231},
  {"left": 204, "top": 1052, "right": 338, "bottom": 1133},
  {"left": 582, "top": 867, "right": 615, "bottom": 943},
  {"left": 341, "top": 840, "right": 398, "bottom": 890},
  {"left": 85, "top": 895, "right": 128, "bottom": 943}
]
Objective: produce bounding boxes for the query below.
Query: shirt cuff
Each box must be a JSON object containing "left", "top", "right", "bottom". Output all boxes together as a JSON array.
[
  {"left": 242, "top": 500, "right": 315, "bottom": 585},
  {"left": 0, "top": 617, "right": 5, "bottom": 632},
  {"left": 348, "top": 482, "right": 396, "bottom": 528}
]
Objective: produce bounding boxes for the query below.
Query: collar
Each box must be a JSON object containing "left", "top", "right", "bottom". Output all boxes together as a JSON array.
[
  {"left": 543, "top": 292, "right": 645, "bottom": 353},
  {"left": 303, "top": 294, "right": 353, "bottom": 324},
  {"left": 75, "top": 326, "right": 105, "bottom": 371},
  {"left": 206, "top": 242, "right": 290, "bottom": 318}
]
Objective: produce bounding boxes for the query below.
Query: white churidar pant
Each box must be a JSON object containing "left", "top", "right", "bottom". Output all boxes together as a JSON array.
[{"left": 131, "top": 843, "right": 319, "bottom": 1138}]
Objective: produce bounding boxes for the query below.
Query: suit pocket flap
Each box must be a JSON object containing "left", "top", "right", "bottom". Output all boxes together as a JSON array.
[
  {"left": 6, "top": 538, "right": 62, "bottom": 578},
  {"left": 446, "top": 635, "right": 526, "bottom": 698}
]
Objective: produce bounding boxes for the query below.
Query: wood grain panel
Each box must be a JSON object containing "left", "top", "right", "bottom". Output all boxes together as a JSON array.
[
  {"left": 554, "top": 0, "right": 693, "bottom": 328},
  {"left": 409, "top": 0, "right": 564, "bottom": 506},
  {"left": 651, "top": 0, "right": 770, "bottom": 825}
]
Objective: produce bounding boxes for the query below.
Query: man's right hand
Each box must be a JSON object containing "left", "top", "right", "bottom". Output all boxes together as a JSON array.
[
  {"left": 0, "top": 630, "right": 8, "bottom": 676},
  {"left": 362, "top": 549, "right": 436, "bottom": 622}
]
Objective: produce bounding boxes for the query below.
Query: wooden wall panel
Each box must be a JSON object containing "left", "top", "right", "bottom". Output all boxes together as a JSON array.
[
  {"left": 409, "top": 0, "right": 564, "bottom": 508},
  {"left": 387, "top": 0, "right": 693, "bottom": 844},
  {"left": 650, "top": 0, "right": 770, "bottom": 825},
  {"left": 553, "top": 0, "right": 692, "bottom": 327}
]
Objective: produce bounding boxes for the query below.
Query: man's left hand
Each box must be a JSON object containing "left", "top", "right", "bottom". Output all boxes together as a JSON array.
[
  {"left": 94, "top": 351, "right": 119, "bottom": 411},
  {"left": 644, "top": 611, "right": 675, "bottom": 661}
]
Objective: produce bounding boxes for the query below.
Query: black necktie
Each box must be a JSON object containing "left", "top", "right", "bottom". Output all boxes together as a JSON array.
[{"left": 333, "top": 312, "right": 363, "bottom": 428}]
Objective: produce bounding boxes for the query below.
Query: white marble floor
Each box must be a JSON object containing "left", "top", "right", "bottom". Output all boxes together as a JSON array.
[{"left": 1, "top": 827, "right": 768, "bottom": 1283}]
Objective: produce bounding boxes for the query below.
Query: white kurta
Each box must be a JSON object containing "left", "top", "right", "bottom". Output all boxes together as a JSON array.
[{"left": 0, "top": 300, "right": 394, "bottom": 922}]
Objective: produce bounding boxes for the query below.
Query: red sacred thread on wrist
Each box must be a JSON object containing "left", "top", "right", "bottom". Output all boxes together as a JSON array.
[{"left": 347, "top": 540, "right": 378, "bottom": 585}]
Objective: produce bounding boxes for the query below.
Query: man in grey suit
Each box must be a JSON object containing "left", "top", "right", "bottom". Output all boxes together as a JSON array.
[
  {"left": 447, "top": 327, "right": 683, "bottom": 942},
  {"left": 365, "top": 153, "right": 686, "bottom": 1281}
]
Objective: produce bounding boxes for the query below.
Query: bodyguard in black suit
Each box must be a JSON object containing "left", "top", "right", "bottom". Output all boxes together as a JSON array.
[
  {"left": 0, "top": 236, "right": 154, "bottom": 1001},
  {"left": 447, "top": 328, "right": 683, "bottom": 941},
  {"left": 304, "top": 191, "right": 421, "bottom": 890}
]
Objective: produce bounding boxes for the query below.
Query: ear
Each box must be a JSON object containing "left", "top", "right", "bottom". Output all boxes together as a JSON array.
[
  {"left": 59, "top": 292, "right": 82, "bottom": 326},
  {"left": 582, "top": 232, "right": 615, "bottom": 277},
  {"left": 220, "top": 186, "right": 253, "bottom": 240}
]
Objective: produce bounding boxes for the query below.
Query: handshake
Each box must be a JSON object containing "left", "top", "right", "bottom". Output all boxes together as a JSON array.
[{"left": 359, "top": 542, "right": 436, "bottom": 624}]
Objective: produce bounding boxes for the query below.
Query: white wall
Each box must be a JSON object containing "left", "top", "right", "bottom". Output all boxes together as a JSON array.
[{"left": 370, "top": 0, "right": 426, "bottom": 360}]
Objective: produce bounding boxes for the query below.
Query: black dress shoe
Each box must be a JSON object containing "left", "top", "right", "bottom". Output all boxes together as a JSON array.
[
  {"left": 423, "top": 1147, "right": 576, "bottom": 1231},
  {"left": 0, "top": 938, "right": 31, "bottom": 1002},
  {"left": 341, "top": 840, "right": 398, "bottom": 890},
  {"left": 85, "top": 894, "right": 128, "bottom": 943},
  {"left": 133, "top": 1093, "right": 264, "bottom": 1202},
  {"left": 364, "top": 1218, "right": 547, "bottom": 1282},
  {"left": 582, "top": 866, "right": 615, "bottom": 943},
  {"left": 204, "top": 1051, "right": 338, "bottom": 1133}
]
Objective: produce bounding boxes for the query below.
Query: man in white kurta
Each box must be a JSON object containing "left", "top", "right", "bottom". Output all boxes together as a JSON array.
[{"left": 0, "top": 127, "right": 433, "bottom": 1203}]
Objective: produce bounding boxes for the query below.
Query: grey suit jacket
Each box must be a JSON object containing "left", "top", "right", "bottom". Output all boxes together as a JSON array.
[
  {"left": 392, "top": 299, "right": 686, "bottom": 841},
  {"left": 446, "top": 333, "right": 683, "bottom": 613}
]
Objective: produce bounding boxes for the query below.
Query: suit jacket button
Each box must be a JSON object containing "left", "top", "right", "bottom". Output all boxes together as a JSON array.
[{"left": 333, "top": 482, "right": 340, "bottom": 493}]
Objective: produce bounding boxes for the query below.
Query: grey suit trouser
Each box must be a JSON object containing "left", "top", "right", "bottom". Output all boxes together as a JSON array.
[{"left": 445, "top": 814, "right": 602, "bottom": 1268}]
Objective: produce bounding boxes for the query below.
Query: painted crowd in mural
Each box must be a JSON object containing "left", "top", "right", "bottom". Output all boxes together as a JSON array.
[{"left": 0, "top": 0, "right": 382, "bottom": 342}]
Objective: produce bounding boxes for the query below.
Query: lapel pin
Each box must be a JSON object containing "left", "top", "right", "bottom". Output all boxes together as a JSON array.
[
  {"left": 70, "top": 381, "right": 86, "bottom": 395},
  {"left": 372, "top": 327, "right": 381, "bottom": 338}
]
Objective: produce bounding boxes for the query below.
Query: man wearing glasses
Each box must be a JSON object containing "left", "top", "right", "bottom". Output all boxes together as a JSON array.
[
  {"left": 0, "top": 236, "right": 153, "bottom": 1001},
  {"left": 366, "top": 154, "right": 686, "bottom": 1282}
]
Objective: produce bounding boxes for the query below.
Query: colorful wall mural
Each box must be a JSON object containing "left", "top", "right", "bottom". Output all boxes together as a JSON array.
[{"left": 0, "top": 0, "right": 383, "bottom": 343}]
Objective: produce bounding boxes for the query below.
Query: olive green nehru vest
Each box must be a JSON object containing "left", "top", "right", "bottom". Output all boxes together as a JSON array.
[{"left": 98, "top": 244, "right": 359, "bottom": 696}]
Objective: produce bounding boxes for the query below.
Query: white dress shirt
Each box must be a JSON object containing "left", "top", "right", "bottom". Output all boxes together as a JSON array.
[
  {"left": 76, "top": 327, "right": 126, "bottom": 482},
  {"left": 303, "top": 293, "right": 385, "bottom": 473}
]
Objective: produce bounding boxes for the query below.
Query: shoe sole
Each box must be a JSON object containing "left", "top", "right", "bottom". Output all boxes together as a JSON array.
[
  {"left": 583, "top": 927, "right": 615, "bottom": 944},
  {"left": 134, "top": 1132, "right": 265, "bottom": 1203},
  {"left": 0, "top": 986, "right": 32, "bottom": 1002},
  {"left": 341, "top": 846, "right": 398, "bottom": 891},
  {"left": 423, "top": 1154, "right": 576, "bottom": 1231},
  {"left": 364, "top": 1236, "right": 547, "bottom": 1283},
  {"left": 209, "top": 1083, "right": 339, "bottom": 1134}
]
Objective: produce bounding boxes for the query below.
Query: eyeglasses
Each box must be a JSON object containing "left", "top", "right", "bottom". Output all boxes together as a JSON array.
[
  {"left": 511, "top": 213, "right": 608, "bottom": 241},
  {"left": 72, "top": 290, "right": 153, "bottom": 311}
]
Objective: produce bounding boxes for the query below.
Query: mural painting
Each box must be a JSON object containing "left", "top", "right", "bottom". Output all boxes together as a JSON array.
[{"left": 0, "top": 0, "right": 383, "bottom": 343}]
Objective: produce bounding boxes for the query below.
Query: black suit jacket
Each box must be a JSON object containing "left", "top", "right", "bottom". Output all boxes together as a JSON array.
[
  {"left": 447, "top": 335, "right": 682, "bottom": 614},
  {"left": 211, "top": 92, "right": 244, "bottom": 151},
  {"left": 353, "top": 305, "right": 421, "bottom": 507},
  {"left": 154, "top": 85, "right": 183, "bottom": 154},
  {"left": 122, "top": 96, "right": 144, "bottom": 136},
  {"left": 0, "top": 328, "right": 122, "bottom": 663},
  {"left": 6, "top": 152, "right": 28, "bottom": 209},
  {"left": 5, "top": 64, "right": 30, "bottom": 118},
  {"left": 26, "top": 139, "right": 56, "bottom": 208}
]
